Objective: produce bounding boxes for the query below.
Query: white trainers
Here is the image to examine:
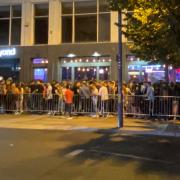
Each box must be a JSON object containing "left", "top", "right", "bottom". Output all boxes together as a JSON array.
[{"left": 67, "top": 117, "right": 73, "bottom": 120}]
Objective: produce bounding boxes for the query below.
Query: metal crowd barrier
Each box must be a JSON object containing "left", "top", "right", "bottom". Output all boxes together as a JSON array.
[
  {"left": 124, "top": 95, "right": 180, "bottom": 119},
  {"left": 0, "top": 94, "right": 179, "bottom": 119}
]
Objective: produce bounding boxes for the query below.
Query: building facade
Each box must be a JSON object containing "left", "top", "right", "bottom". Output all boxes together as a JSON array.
[
  {"left": 0, "top": 0, "right": 179, "bottom": 83},
  {"left": 0, "top": 0, "right": 132, "bottom": 83}
]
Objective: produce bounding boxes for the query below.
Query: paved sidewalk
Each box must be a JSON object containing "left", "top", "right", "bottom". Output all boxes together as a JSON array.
[{"left": 0, "top": 114, "right": 179, "bottom": 137}]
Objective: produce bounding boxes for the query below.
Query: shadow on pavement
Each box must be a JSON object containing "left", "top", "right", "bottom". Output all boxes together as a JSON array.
[{"left": 56, "top": 130, "right": 180, "bottom": 177}]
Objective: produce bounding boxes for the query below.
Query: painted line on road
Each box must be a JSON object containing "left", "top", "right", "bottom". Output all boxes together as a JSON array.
[
  {"left": 65, "top": 149, "right": 85, "bottom": 157},
  {"left": 89, "top": 149, "right": 173, "bottom": 164}
]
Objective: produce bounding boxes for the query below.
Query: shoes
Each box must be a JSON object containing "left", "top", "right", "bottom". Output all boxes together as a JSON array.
[
  {"left": 67, "top": 117, "right": 73, "bottom": 120},
  {"left": 15, "top": 111, "right": 19, "bottom": 115}
]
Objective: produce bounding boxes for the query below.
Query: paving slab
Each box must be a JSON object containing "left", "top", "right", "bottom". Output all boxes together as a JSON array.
[{"left": 0, "top": 114, "right": 179, "bottom": 137}]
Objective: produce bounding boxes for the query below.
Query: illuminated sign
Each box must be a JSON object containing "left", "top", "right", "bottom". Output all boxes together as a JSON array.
[{"left": 0, "top": 48, "right": 16, "bottom": 57}]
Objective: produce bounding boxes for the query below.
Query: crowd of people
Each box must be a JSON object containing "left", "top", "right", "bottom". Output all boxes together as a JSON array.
[{"left": 0, "top": 76, "right": 180, "bottom": 119}]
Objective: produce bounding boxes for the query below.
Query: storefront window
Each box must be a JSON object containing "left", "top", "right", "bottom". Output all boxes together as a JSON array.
[
  {"left": 0, "top": 5, "right": 21, "bottom": 46},
  {"left": 0, "top": 58, "right": 20, "bottom": 81},
  {"left": 60, "top": 56, "right": 111, "bottom": 81},
  {"left": 34, "top": 68, "right": 48, "bottom": 82},
  {"left": 34, "top": 3, "right": 49, "bottom": 44},
  {"left": 176, "top": 69, "right": 180, "bottom": 82},
  {"left": 99, "top": 66, "right": 110, "bottom": 80},
  {"left": 75, "top": 67, "right": 97, "bottom": 80},
  {"left": 62, "top": 67, "right": 72, "bottom": 80}
]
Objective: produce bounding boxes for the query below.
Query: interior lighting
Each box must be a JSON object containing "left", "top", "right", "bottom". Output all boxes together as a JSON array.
[
  {"left": 70, "top": 60, "right": 73, "bottom": 63},
  {"left": 45, "top": 68, "right": 48, "bottom": 71},
  {"left": 106, "top": 68, "right": 108, "bottom": 71},
  {"left": 92, "top": 52, "right": 101, "bottom": 57},
  {"left": 75, "top": 59, "right": 77, "bottom": 62},
  {"left": 78, "top": 67, "right": 81, "bottom": 71},
  {"left": 82, "top": 68, "right": 85, "bottom": 72},
  {"left": 67, "top": 53, "right": 76, "bottom": 58},
  {"left": 42, "top": 60, "right": 45, "bottom": 63},
  {"left": 99, "top": 69, "right": 104, "bottom": 74},
  {"left": 79, "top": 59, "right": 82, "bottom": 62},
  {"left": 87, "top": 68, "right": 90, "bottom": 72},
  {"left": 102, "top": 59, "right": 105, "bottom": 62},
  {"left": 94, "top": 68, "right": 96, "bottom": 72},
  {"left": 109, "top": 59, "right": 112, "bottom": 62},
  {"left": 45, "top": 60, "right": 48, "bottom": 63},
  {"left": 86, "top": 59, "right": 89, "bottom": 62},
  {"left": 63, "top": 60, "right": 66, "bottom": 63},
  {"left": 93, "top": 59, "right": 96, "bottom": 62},
  {"left": 67, "top": 67, "right": 69, "bottom": 70}
]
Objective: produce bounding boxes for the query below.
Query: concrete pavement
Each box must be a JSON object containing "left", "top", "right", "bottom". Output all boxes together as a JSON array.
[{"left": 0, "top": 114, "right": 179, "bottom": 137}]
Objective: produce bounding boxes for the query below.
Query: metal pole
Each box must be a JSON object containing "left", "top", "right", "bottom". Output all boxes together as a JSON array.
[{"left": 117, "top": 10, "right": 123, "bottom": 128}]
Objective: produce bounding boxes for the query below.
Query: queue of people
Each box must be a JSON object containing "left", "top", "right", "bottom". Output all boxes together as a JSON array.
[{"left": 0, "top": 76, "right": 180, "bottom": 119}]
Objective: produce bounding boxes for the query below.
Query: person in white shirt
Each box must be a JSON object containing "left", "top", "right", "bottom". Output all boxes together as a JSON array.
[
  {"left": 46, "top": 83, "right": 53, "bottom": 114},
  {"left": 99, "top": 82, "right": 109, "bottom": 117},
  {"left": 90, "top": 83, "right": 99, "bottom": 116}
]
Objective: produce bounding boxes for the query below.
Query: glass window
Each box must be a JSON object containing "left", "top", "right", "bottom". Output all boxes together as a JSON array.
[
  {"left": 99, "top": 13, "right": 110, "bottom": 41},
  {"left": 75, "top": 67, "right": 97, "bottom": 80},
  {"left": 0, "top": 20, "right": 9, "bottom": 45},
  {"left": 75, "top": 0, "right": 97, "bottom": 14},
  {"left": 62, "top": 2, "right": 73, "bottom": 14},
  {"left": 0, "top": 6, "right": 10, "bottom": 18},
  {"left": 99, "top": 0, "right": 110, "bottom": 12},
  {"left": 0, "top": 59, "right": 20, "bottom": 81},
  {"left": 34, "top": 68, "right": 48, "bottom": 82},
  {"left": 34, "top": 3, "right": 49, "bottom": 44},
  {"left": 75, "top": 15, "right": 97, "bottom": 42},
  {"left": 0, "top": 5, "right": 21, "bottom": 45},
  {"left": 34, "top": 4, "right": 49, "bottom": 16},
  {"left": 62, "top": 16, "right": 72, "bottom": 43},
  {"left": 34, "top": 18, "right": 48, "bottom": 44},
  {"left": 62, "top": 67, "right": 72, "bottom": 80},
  {"left": 12, "top": 5, "right": 21, "bottom": 17},
  {"left": 11, "top": 19, "right": 21, "bottom": 45},
  {"left": 99, "top": 66, "right": 110, "bottom": 80}
]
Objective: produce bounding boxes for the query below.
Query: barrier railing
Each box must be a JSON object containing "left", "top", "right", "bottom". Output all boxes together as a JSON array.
[{"left": 0, "top": 94, "right": 179, "bottom": 119}]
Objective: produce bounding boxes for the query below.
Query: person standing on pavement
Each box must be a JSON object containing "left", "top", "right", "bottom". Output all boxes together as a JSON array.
[
  {"left": 146, "top": 82, "right": 154, "bottom": 119},
  {"left": 64, "top": 85, "right": 74, "bottom": 119},
  {"left": 99, "top": 82, "right": 109, "bottom": 117}
]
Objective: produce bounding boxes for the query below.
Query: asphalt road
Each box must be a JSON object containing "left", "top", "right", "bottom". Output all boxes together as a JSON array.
[{"left": 0, "top": 128, "right": 180, "bottom": 180}]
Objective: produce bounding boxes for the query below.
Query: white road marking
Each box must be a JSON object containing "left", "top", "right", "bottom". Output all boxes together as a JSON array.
[
  {"left": 90, "top": 149, "right": 173, "bottom": 164},
  {"left": 66, "top": 149, "right": 85, "bottom": 157}
]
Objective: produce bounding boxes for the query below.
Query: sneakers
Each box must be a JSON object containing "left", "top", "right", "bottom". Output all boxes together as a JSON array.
[{"left": 66, "top": 117, "right": 73, "bottom": 120}]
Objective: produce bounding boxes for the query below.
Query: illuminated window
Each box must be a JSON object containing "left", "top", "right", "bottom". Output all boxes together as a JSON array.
[{"left": 34, "top": 68, "right": 48, "bottom": 82}]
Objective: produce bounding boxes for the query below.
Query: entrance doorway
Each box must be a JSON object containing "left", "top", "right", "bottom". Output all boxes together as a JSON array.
[{"left": 60, "top": 56, "right": 112, "bottom": 81}]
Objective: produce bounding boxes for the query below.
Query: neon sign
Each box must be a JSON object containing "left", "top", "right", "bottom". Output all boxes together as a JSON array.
[{"left": 0, "top": 48, "right": 16, "bottom": 57}]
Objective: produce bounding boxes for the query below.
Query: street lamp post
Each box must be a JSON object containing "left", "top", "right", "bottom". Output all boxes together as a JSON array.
[{"left": 116, "top": 10, "right": 123, "bottom": 128}]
